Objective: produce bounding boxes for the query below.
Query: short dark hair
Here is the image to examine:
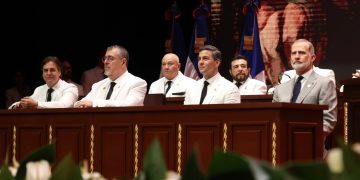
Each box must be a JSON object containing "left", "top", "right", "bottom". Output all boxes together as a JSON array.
[
  {"left": 41, "top": 56, "right": 62, "bottom": 72},
  {"left": 230, "top": 55, "right": 250, "bottom": 69},
  {"left": 199, "top": 45, "right": 222, "bottom": 61}
]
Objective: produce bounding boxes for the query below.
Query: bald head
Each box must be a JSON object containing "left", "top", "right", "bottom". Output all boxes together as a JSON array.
[{"left": 161, "top": 53, "right": 181, "bottom": 80}]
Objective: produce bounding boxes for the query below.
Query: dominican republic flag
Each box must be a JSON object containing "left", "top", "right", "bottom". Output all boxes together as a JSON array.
[
  {"left": 184, "top": 2, "right": 211, "bottom": 80},
  {"left": 239, "top": 0, "right": 265, "bottom": 82}
]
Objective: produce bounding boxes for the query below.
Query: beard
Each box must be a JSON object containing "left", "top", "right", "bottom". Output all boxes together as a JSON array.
[
  {"left": 234, "top": 73, "right": 247, "bottom": 82},
  {"left": 291, "top": 60, "right": 311, "bottom": 73}
]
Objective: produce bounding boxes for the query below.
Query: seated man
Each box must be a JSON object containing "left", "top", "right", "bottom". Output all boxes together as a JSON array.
[
  {"left": 273, "top": 39, "right": 337, "bottom": 144},
  {"left": 184, "top": 45, "right": 240, "bottom": 104},
  {"left": 9, "top": 56, "right": 78, "bottom": 109},
  {"left": 149, "top": 53, "right": 196, "bottom": 97},
  {"left": 74, "top": 45, "right": 147, "bottom": 108},
  {"left": 229, "top": 55, "right": 267, "bottom": 95}
]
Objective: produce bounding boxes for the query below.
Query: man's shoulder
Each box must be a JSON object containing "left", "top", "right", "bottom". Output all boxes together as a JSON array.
[{"left": 126, "top": 72, "right": 147, "bottom": 85}]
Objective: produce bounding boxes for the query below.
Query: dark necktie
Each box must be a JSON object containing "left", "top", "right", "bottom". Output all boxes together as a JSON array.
[
  {"left": 200, "top": 81, "right": 209, "bottom": 104},
  {"left": 46, "top": 88, "right": 54, "bottom": 102},
  {"left": 106, "top": 82, "right": 116, "bottom": 100},
  {"left": 291, "top": 76, "right": 304, "bottom": 103},
  {"left": 235, "top": 82, "right": 242, "bottom": 88},
  {"left": 165, "top": 81, "right": 172, "bottom": 94}
]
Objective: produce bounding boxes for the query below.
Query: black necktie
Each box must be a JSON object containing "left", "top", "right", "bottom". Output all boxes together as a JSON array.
[
  {"left": 235, "top": 82, "right": 242, "bottom": 88},
  {"left": 106, "top": 82, "right": 116, "bottom": 100},
  {"left": 291, "top": 76, "right": 303, "bottom": 103},
  {"left": 165, "top": 81, "right": 172, "bottom": 94},
  {"left": 200, "top": 81, "right": 209, "bottom": 104},
  {"left": 46, "top": 88, "right": 54, "bottom": 102}
]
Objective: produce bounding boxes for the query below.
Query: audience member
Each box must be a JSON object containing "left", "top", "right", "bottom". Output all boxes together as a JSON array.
[
  {"left": 9, "top": 56, "right": 78, "bottom": 109},
  {"left": 74, "top": 45, "right": 147, "bottom": 108},
  {"left": 184, "top": 45, "right": 240, "bottom": 104},
  {"left": 272, "top": 39, "right": 337, "bottom": 143},
  {"left": 149, "top": 53, "right": 196, "bottom": 97},
  {"left": 5, "top": 71, "right": 31, "bottom": 108},
  {"left": 81, "top": 56, "right": 105, "bottom": 95},
  {"left": 62, "top": 59, "right": 84, "bottom": 97},
  {"left": 229, "top": 55, "right": 267, "bottom": 95},
  {"left": 352, "top": 69, "right": 360, "bottom": 78}
]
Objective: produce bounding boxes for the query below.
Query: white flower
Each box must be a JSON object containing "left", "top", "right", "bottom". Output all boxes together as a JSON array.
[
  {"left": 326, "top": 148, "right": 343, "bottom": 174},
  {"left": 352, "top": 143, "right": 360, "bottom": 154},
  {"left": 25, "top": 160, "right": 51, "bottom": 180},
  {"left": 327, "top": 143, "right": 360, "bottom": 174},
  {"left": 165, "top": 171, "right": 181, "bottom": 180},
  {"left": 82, "top": 172, "right": 105, "bottom": 180},
  {"left": 8, "top": 166, "right": 18, "bottom": 177}
]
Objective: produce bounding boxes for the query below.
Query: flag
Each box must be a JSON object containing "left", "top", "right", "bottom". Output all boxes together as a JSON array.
[
  {"left": 184, "top": 3, "right": 211, "bottom": 80},
  {"left": 162, "top": 2, "right": 187, "bottom": 77},
  {"left": 239, "top": 0, "right": 265, "bottom": 82}
]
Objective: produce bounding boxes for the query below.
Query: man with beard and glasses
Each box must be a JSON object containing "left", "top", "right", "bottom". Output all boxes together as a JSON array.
[
  {"left": 229, "top": 55, "right": 267, "bottom": 95},
  {"left": 74, "top": 45, "right": 147, "bottom": 108},
  {"left": 272, "top": 39, "right": 337, "bottom": 157}
]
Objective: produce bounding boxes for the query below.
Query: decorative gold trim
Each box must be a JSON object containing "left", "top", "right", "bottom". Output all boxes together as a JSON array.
[
  {"left": 177, "top": 124, "right": 182, "bottom": 174},
  {"left": 344, "top": 102, "right": 348, "bottom": 144},
  {"left": 223, "top": 123, "right": 228, "bottom": 152},
  {"left": 90, "top": 125, "right": 94, "bottom": 173},
  {"left": 49, "top": 125, "right": 53, "bottom": 144},
  {"left": 12, "top": 126, "right": 17, "bottom": 166},
  {"left": 134, "top": 124, "right": 139, "bottom": 177},
  {"left": 272, "top": 122, "right": 277, "bottom": 167}
]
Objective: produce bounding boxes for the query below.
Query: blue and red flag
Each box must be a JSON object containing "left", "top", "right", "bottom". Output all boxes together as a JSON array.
[
  {"left": 184, "top": 2, "right": 211, "bottom": 80},
  {"left": 239, "top": 0, "right": 265, "bottom": 82}
]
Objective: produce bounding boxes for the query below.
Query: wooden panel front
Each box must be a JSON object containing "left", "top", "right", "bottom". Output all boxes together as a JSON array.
[
  {"left": 95, "top": 124, "right": 132, "bottom": 180},
  {"left": 288, "top": 123, "right": 318, "bottom": 161},
  {"left": 182, "top": 123, "right": 221, "bottom": 173},
  {"left": 16, "top": 125, "right": 47, "bottom": 161},
  {"left": 53, "top": 124, "right": 85, "bottom": 164},
  {"left": 138, "top": 123, "right": 176, "bottom": 171},
  {"left": 0, "top": 103, "right": 325, "bottom": 179},
  {"left": 229, "top": 121, "right": 269, "bottom": 160},
  {"left": 0, "top": 125, "right": 11, "bottom": 164}
]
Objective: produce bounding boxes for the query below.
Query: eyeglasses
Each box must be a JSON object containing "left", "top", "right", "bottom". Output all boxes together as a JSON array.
[{"left": 102, "top": 56, "right": 118, "bottom": 62}]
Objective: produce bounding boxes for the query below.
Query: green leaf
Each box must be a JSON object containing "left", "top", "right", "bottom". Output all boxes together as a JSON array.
[
  {"left": 182, "top": 151, "right": 205, "bottom": 180},
  {"left": 143, "top": 138, "right": 167, "bottom": 180},
  {"left": 207, "top": 150, "right": 254, "bottom": 180},
  {"left": 0, "top": 164, "right": 14, "bottom": 180},
  {"left": 15, "top": 143, "right": 55, "bottom": 180},
  {"left": 281, "top": 161, "right": 330, "bottom": 180},
  {"left": 50, "top": 154, "right": 82, "bottom": 180}
]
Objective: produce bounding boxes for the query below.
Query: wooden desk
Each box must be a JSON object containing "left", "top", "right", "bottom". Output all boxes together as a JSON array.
[
  {"left": 0, "top": 103, "right": 325, "bottom": 179},
  {"left": 340, "top": 78, "right": 360, "bottom": 143}
]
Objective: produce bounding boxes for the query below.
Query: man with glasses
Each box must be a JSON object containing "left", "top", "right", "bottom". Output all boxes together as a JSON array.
[
  {"left": 149, "top": 53, "right": 196, "bottom": 97},
  {"left": 74, "top": 45, "right": 147, "bottom": 107}
]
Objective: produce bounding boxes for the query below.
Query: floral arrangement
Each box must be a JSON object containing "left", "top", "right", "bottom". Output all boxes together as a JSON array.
[
  {"left": 0, "top": 143, "right": 105, "bottom": 180},
  {"left": 2, "top": 139, "right": 360, "bottom": 179},
  {"left": 136, "top": 139, "right": 360, "bottom": 180}
]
